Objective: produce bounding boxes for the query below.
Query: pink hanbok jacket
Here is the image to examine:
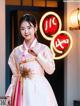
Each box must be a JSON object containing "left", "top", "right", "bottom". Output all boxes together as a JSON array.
[{"left": 5, "top": 38, "right": 55, "bottom": 98}]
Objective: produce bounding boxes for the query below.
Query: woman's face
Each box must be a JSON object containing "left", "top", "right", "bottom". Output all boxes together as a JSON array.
[{"left": 20, "top": 21, "right": 37, "bottom": 41}]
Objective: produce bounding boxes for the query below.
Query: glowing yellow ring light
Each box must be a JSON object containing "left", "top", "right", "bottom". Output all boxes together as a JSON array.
[
  {"left": 50, "top": 31, "right": 73, "bottom": 60},
  {"left": 39, "top": 11, "right": 62, "bottom": 41}
]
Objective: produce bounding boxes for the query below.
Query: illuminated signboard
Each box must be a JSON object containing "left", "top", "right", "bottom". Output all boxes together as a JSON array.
[
  {"left": 50, "top": 31, "right": 73, "bottom": 60},
  {"left": 39, "top": 11, "right": 73, "bottom": 60},
  {"left": 39, "top": 11, "right": 62, "bottom": 40}
]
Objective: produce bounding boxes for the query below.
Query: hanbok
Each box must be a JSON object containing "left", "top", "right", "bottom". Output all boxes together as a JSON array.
[{"left": 6, "top": 38, "right": 58, "bottom": 106}]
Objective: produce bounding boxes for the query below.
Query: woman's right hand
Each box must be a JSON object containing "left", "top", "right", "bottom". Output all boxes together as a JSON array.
[{"left": 6, "top": 96, "right": 11, "bottom": 106}]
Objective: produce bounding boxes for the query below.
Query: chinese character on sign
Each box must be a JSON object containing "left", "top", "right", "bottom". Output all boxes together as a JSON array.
[
  {"left": 54, "top": 34, "right": 69, "bottom": 51},
  {"left": 43, "top": 15, "right": 58, "bottom": 36}
]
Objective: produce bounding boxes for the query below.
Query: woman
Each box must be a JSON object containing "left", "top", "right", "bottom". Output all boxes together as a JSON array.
[{"left": 6, "top": 14, "right": 58, "bottom": 106}]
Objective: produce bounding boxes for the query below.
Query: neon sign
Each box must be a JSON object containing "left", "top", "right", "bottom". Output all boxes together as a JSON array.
[
  {"left": 50, "top": 31, "right": 73, "bottom": 60},
  {"left": 39, "top": 11, "right": 62, "bottom": 40},
  {"left": 39, "top": 11, "right": 73, "bottom": 60}
]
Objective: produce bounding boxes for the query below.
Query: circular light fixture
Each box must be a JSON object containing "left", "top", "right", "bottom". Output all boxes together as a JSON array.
[{"left": 69, "top": 8, "right": 80, "bottom": 30}]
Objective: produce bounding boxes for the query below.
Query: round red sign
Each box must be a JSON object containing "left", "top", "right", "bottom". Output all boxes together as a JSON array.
[
  {"left": 39, "top": 12, "right": 62, "bottom": 40},
  {"left": 50, "top": 31, "right": 73, "bottom": 60}
]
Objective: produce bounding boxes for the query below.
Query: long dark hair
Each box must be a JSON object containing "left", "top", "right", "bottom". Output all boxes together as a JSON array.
[{"left": 19, "top": 14, "right": 38, "bottom": 38}]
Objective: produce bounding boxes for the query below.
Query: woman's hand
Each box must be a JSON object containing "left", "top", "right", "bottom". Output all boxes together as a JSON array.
[
  {"left": 6, "top": 96, "right": 11, "bottom": 106},
  {"left": 28, "top": 47, "right": 38, "bottom": 57}
]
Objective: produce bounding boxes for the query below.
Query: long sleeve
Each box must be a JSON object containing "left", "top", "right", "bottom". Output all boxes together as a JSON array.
[
  {"left": 36, "top": 46, "right": 55, "bottom": 75},
  {"left": 5, "top": 50, "right": 18, "bottom": 97}
]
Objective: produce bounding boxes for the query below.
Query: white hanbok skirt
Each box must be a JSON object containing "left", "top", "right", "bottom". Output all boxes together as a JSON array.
[{"left": 23, "top": 75, "right": 58, "bottom": 106}]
